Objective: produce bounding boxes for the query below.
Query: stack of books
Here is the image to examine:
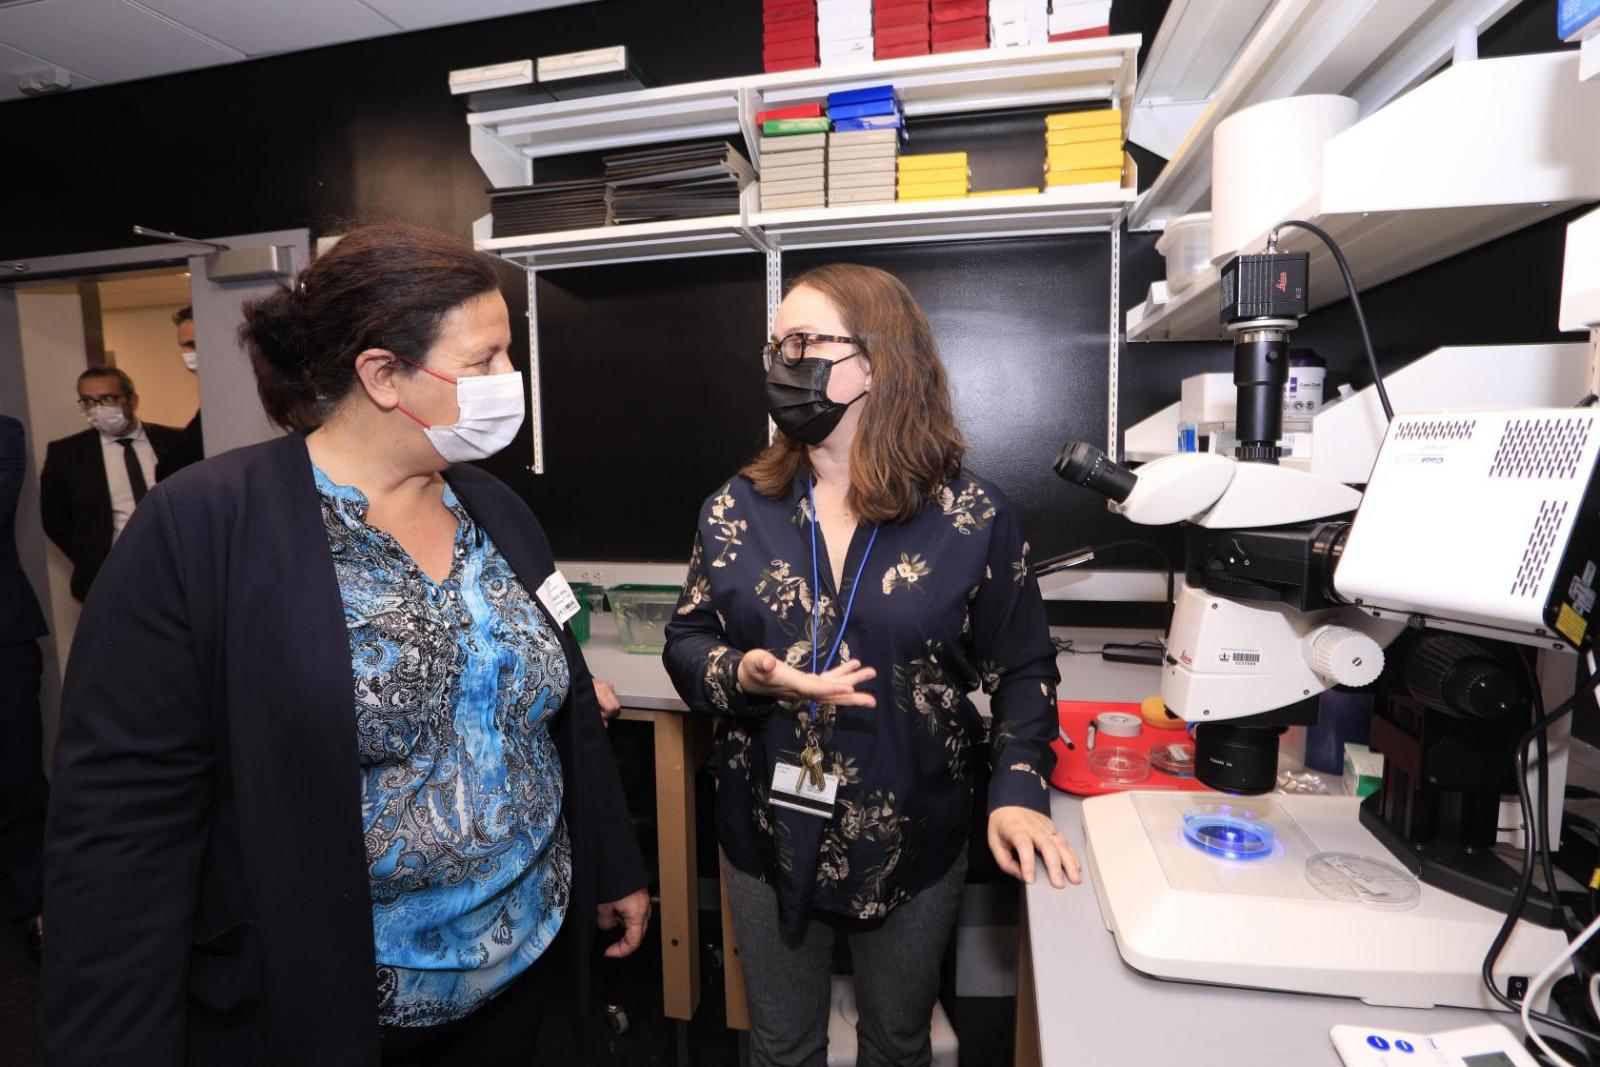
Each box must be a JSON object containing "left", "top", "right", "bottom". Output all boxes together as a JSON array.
[
  {"left": 898, "top": 152, "right": 971, "bottom": 201},
  {"left": 765, "top": 0, "right": 819, "bottom": 72},
  {"left": 760, "top": 130, "right": 828, "bottom": 212},
  {"left": 827, "top": 128, "right": 900, "bottom": 207},
  {"left": 987, "top": 0, "right": 1049, "bottom": 48},
  {"left": 875, "top": 0, "right": 931, "bottom": 58},
  {"left": 818, "top": 0, "right": 873, "bottom": 66},
  {"left": 826, "top": 83, "right": 902, "bottom": 133},
  {"left": 931, "top": 0, "right": 989, "bottom": 53},
  {"left": 489, "top": 178, "right": 610, "bottom": 237},
  {"left": 602, "top": 141, "right": 755, "bottom": 224},
  {"left": 1048, "top": 0, "right": 1111, "bottom": 41},
  {"left": 1043, "top": 108, "right": 1123, "bottom": 189}
]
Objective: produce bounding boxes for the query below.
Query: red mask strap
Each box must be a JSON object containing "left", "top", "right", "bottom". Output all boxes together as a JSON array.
[
  {"left": 395, "top": 404, "right": 432, "bottom": 430},
  {"left": 390, "top": 351, "right": 456, "bottom": 386}
]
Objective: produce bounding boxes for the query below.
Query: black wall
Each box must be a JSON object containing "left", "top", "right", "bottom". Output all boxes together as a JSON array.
[{"left": 0, "top": 0, "right": 1582, "bottom": 563}]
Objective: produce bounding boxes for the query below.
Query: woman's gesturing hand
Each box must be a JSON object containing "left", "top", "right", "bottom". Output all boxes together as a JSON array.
[{"left": 736, "top": 649, "right": 876, "bottom": 707}]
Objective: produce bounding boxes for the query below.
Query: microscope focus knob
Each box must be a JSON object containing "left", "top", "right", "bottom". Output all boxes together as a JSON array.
[{"left": 1308, "top": 626, "right": 1384, "bottom": 687}]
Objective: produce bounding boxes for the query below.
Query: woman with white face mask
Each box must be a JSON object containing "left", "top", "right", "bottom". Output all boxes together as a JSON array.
[{"left": 42, "top": 222, "right": 650, "bottom": 1067}]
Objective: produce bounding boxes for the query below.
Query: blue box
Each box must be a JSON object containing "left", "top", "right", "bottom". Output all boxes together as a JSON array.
[
  {"left": 833, "top": 113, "right": 903, "bottom": 131},
  {"left": 827, "top": 83, "right": 896, "bottom": 108},
  {"left": 828, "top": 98, "right": 901, "bottom": 120}
]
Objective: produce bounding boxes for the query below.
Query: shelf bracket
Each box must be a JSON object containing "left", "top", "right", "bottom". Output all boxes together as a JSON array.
[{"left": 527, "top": 268, "right": 545, "bottom": 475}]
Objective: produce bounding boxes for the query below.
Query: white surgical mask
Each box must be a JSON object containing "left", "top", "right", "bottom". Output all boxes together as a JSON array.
[
  {"left": 181, "top": 349, "right": 198, "bottom": 373},
  {"left": 86, "top": 405, "right": 132, "bottom": 437},
  {"left": 393, "top": 355, "right": 524, "bottom": 464}
]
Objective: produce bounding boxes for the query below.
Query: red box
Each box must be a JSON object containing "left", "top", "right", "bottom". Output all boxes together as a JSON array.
[
  {"left": 761, "top": 19, "right": 812, "bottom": 44},
  {"left": 765, "top": 39, "right": 820, "bottom": 63},
  {"left": 931, "top": 15, "right": 986, "bottom": 41},
  {"left": 874, "top": 22, "right": 930, "bottom": 45},
  {"left": 1049, "top": 26, "right": 1110, "bottom": 41},
  {"left": 764, "top": 1, "right": 816, "bottom": 21},
  {"left": 874, "top": 4, "right": 929, "bottom": 28},
  {"left": 765, "top": 55, "right": 820, "bottom": 72},
  {"left": 755, "top": 102, "right": 823, "bottom": 123},
  {"left": 876, "top": 41, "right": 931, "bottom": 58},
  {"left": 874, "top": 0, "right": 928, "bottom": 10},
  {"left": 931, "top": 34, "right": 988, "bottom": 53},
  {"left": 930, "top": 0, "right": 986, "bottom": 22}
]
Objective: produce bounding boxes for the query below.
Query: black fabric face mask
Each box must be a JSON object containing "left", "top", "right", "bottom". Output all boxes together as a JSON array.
[{"left": 764, "top": 353, "right": 867, "bottom": 445}]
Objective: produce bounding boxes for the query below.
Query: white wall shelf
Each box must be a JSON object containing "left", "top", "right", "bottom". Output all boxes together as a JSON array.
[
  {"left": 466, "top": 37, "right": 1138, "bottom": 188},
  {"left": 1127, "top": 0, "right": 1526, "bottom": 232},
  {"left": 478, "top": 214, "right": 760, "bottom": 270},
  {"left": 1128, "top": 50, "right": 1600, "bottom": 343}
]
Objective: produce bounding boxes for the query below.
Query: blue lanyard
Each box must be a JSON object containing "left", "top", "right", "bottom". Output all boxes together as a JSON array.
[{"left": 808, "top": 476, "right": 878, "bottom": 719}]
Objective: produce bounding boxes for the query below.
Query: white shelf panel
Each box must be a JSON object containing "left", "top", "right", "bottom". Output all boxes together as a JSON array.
[
  {"left": 754, "top": 184, "right": 1134, "bottom": 250},
  {"left": 1127, "top": 0, "right": 1524, "bottom": 231},
  {"left": 1128, "top": 50, "right": 1600, "bottom": 342},
  {"left": 467, "top": 76, "right": 747, "bottom": 163},
  {"left": 477, "top": 214, "right": 758, "bottom": 271}
]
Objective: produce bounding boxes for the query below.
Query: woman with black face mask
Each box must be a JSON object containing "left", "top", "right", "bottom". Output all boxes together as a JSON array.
[{"left": 663, "top": 263, "right": 1079, "bottom": 1067}]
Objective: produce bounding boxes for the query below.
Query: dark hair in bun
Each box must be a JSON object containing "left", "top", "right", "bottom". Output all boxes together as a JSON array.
[{"left": 241, "top": 221, "right": 501, "bottom": 430}]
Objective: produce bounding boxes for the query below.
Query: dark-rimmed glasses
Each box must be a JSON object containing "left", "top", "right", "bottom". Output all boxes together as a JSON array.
[{"left": 762, "top": 332, "right": 862, "bottom": 371}]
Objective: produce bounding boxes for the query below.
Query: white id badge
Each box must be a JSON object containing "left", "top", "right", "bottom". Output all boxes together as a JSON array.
[
  {"left": 770, "top": 763, "right": 839, "bottom": 818},
  {"left": 536, "top": 571, "right": 581, "bottom": 627}
]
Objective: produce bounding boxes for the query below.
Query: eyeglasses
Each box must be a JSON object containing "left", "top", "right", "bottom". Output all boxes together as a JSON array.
[
  {"left": 76, "top": 394, "right": 129, "bottom": 411},
  {"left": 762, "top": 332, "right": 862, "bottom": 372}
]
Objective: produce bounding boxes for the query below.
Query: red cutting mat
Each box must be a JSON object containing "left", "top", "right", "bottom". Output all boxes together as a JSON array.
[{"left": 1048, "top": 700, "right": 1215, "bottom": 796}]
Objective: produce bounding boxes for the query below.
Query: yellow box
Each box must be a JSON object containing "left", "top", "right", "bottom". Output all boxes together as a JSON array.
[
  {"left": 1045, "top": 165, "right": 1124, "bottom": 186},
  {"left": 896, "top": 167, "right": 970, "bottom": 186},
  {"left": 969, "top": 187, "right": 1041, "bottom": 197},
  {"left": 897, "top": 152, "right": 969, "bottom": 172},
  {"left": 1046, "top": 142, "right": 1125, "bottom": 170},
  {"left": 1045, "top": 108, "right": 1120, "bottom": 132},
  {"left": 1046, "top": 125, "right": 1123, "bottom": 147},
  {"left": 898, "top": 182, "right": 970, "bottom": 199}
]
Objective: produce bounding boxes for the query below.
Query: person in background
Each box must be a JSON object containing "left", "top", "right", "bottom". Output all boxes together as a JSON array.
[
  {"left": 0, "top": 413, "right": 48, "bottom": 960},
  {"left": 156, "top": 304, "right": 204, "bottom": 480},
  {"left": 664, "top": 263, "right": 1080, "bottom": 1067},
  {"left": 39, "top": 367, "right": 182, "bottom": 602},
  {"left": 43, "top": 221, "right": 650, "bottom": 1066}
]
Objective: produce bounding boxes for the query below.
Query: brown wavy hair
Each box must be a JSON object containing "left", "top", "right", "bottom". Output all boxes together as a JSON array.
[{"left": 742, "top": 264, "right": 966, "bottom": 524}]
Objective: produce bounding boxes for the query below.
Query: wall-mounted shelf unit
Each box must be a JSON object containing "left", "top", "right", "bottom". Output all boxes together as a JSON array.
[
  {"left": 1126, "top": 0, "right": 1527, "bottom": 232},
  {"left": 1128, "top": 50, "right": 1600, "bottom": 343},
  {"left": 462, "top": 36, "right": 1140, "bottom": 473}
]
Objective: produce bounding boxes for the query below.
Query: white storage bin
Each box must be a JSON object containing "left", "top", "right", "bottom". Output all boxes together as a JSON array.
[{"left": 1155, "top": 212, "right": 1212, "bottom": 294}]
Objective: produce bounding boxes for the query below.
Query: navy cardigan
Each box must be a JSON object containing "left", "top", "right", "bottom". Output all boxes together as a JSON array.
[{"left": 42, "top": 431, "right": 647, "bottom": 1065}]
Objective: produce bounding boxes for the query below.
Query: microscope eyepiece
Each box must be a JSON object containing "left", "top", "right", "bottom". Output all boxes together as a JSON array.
[{"left": 1054, "top": 441, "right": 1137, "bottom": 504}]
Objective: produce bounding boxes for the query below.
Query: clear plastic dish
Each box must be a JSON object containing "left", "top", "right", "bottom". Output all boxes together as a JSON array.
[
  {"left": 1086, "top": 746, "right": 1150, "bottom": 785},
  {"left": 1182, "top": 803, "right": 1275, "bottom": 860}
]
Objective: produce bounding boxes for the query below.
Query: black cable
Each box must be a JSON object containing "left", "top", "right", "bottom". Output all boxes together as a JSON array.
[
  {"left": 1270, "top": 219, "right": 1394, "bottom": 421},
  {"left": 1482, "top": 667, "right": 1600, "bottom": 1043},
  {"left": 1525, "top": 654, "right": 1580, "bottom": 938}
]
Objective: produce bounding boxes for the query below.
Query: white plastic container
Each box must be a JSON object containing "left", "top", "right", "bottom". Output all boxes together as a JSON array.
[{"left": 1155, "top": 212, "right": 1212, "bottom": 294}]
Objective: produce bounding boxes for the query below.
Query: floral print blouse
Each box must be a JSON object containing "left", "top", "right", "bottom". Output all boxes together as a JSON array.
[{"left": 663, "top": 470, "right": 1059, "bottom": 929}]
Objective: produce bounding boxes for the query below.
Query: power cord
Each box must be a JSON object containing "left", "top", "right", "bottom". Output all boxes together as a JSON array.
[
  {"left": 1269, "top": 219, "right": 1394, "bottom": 421},
  {"left": 1485, "top": 663, "right": 1600, "bottom": 1046}
]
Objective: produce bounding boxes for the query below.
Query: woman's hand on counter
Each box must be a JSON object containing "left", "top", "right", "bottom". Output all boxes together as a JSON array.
[
  {"left": 736, "top": 649, "right": 877, "bottom": 708},
  {"left": 598, "top": 888, "right": 652, "bottom": 959},
  {"left": 988, "top": 805, "right": 1082, "bottom": 890}
]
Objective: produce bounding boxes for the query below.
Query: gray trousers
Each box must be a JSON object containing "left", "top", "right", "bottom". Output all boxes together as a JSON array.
[{"left": 723, "top": 849, "right": 967, "bottom": 1067}]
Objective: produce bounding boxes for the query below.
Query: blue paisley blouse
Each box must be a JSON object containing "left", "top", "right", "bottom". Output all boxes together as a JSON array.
[
  {"left": 663, "top": 470, "right": 1059, "bottom": 930},
  {"left": 314, "top": 468, "right": 571, "bottom": 1028}
]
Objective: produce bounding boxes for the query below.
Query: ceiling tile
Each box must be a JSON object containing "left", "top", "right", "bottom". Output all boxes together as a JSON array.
[
  {"left": 359, "top": 0, "right": 593, "bottom": 32},
  {"left": 0, "top": 0, "right": 241, "bottom": 83},
  {"left": 0, "top": 38, "right": 96, "bottom": 102},
  {"left": 135, "top": 0, "right": 399, "bottom": 57}
]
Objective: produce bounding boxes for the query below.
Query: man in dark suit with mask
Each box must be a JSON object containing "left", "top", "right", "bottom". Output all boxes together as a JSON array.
[
  {"left": 39, "top": 367, "right": 182, "bottom": 602},
  {"left": 0, "top": 412, "right": 48, "bottom": 957}
]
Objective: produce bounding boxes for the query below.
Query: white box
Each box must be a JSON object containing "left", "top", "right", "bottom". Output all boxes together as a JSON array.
[
  {"left": 818, "top": 14, "right": 872, "bottom": 39},
  {"left": 1180, "top": 373, "right": 1235, "bottom": 425},
  {"left": 1048, "top": 0, "right": 1111, "bottom": 34}
]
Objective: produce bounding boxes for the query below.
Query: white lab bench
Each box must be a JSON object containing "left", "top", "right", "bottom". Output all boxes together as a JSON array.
[{"left": 1015, "top": 788, "right": 1502, "bottom": 1067}]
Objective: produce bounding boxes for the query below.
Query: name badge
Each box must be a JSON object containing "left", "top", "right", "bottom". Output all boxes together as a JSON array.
[
  {"left": 770, "top": 762, "right": 839, "bottom": 818},
  {"left": 537, "top": 571, "right": 581, "bottom": 627}
]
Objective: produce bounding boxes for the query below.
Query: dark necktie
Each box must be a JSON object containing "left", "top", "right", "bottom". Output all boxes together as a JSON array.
[{"left": 116, "top": 438, "right": 148, "bottom": 504}]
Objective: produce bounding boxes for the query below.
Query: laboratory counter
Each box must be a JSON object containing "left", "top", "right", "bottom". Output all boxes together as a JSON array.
[{"left": 1017, "top": 788, "right": 1503, "bottom": 1067}]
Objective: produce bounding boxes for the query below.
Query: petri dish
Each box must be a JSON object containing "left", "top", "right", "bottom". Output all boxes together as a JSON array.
[
  {"left": 1305, "top": 852, "right": 1421, "bottom": 910},
  {"left": 1182, "top": 803, "right": 1276, "bottom": 860},
  {"left": 1087, "top": 745, "right": 1150, "bottom": 785}
]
